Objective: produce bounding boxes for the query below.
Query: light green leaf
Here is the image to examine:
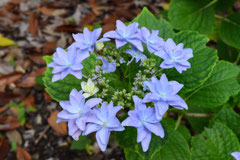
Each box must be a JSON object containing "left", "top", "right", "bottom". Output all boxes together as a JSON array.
[
  {"left": 169, "top": 0, "right": 217, "bottom": 34},
  {"left": 192, "top": 122, "right": 240, "bottom": 160},
  {"left": 166, "top": 31, "right": 218, "bottom": 93},
  {"left": 210, "top": 105, "right": 240, "bottom": 140},
  {"left": 43, "top": 54, "right": 97, "bottom": 102},
  {"left": 219, "top": 13, "right": 240, "bottom": 49},
  {"left": 186, "top": 61, "right": 240, "bottom": 108},
  {"left": 132, "top": 7, "right": 174, "bottom": 39},
  {"left": 0, "top": 36, "right": 15, "bottom": 47}
]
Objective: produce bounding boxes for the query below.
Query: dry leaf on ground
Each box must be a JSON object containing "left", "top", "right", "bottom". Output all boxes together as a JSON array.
[
  {"left": 47, "top": 110, "right": 67, "bottom": 136},
  {"left": 0, "top": 137, "right": 10, "bottom": 159},
  {"left": 0, "top": 116, "right": 21, "bottom": 131},
  {"left": 0, "top": 72, "right": 23, "bottom": 86},
  {"left": 27, "top": 12, "right": 38, "bottom": 36},
  {"left": 16, "top": 146, "right": 32, "bottom": 160}
]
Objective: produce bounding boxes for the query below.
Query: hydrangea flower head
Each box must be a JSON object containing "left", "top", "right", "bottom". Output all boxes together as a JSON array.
[
  {"left": 57, "top": 89, "right": 102, "bottom": 140},
  {"left": 122, "top": 96, "right": 164, "bottom": 152},
  {"left": 83, "top": 102, "right": 124, "bottom": 151},
  {"left": 155, "top": 38, "right": 193, "bottom": 73},
  {"left": 143, "top": 74, "right": 187, "bottom": 120},
  {"left": 138, "top": 27, "right": 164, "bottom": 53},
  {"left": 72, "top": 27, "right": 108, "bottom": 54},
  {"left": 81, "top": 78, "right": 99, "bottom": 98},
  {"left": 126, "top": 46, "right": 147, "bottom": 65},
  {"left": 97, "top": 56, "right": 116, "bottom": 73},
  {"left": 232, "top": 152, "right": 240, "bottom": 160},
  {"left": 48, "top": 47, "right": 85, "bottom": 82},
  {"left": 103, "top": 20, "right": 143, "bottom": 51}
]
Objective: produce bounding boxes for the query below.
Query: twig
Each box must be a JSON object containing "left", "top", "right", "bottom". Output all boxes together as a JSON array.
[
  {"left": 34, "top": 125, "right": 50, "bottom": 144},
  {"left": 184, "top": 113, "right": 214, "bottom": 118}
]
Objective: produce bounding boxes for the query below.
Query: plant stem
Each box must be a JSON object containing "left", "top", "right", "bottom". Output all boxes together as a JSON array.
[
  {"left": 184, "top": 113, "right": 214, "bottom": 118},
  {"left": 234, "top": 53, "right": 240, "bottom": 64},
  {"left": 174, "top": 114, "right": 183, "bottom": 130}
]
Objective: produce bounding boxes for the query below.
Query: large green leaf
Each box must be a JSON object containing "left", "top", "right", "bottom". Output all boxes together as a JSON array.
[
  {"left": 219, "top": 13, "right": 240, "bottom": 49},
  {"left": 186, "top": 61, "right": 240, "bottom": 108},
  {"left": 192, "top": 122, "right": 240, "bottom": 160},
  {"left": 216, "top": 41, "right": 238, "bottom": 63},
  {"left": 166, "top": 31, "right": 218, "bottom": 93},
  {"left": 210, "top": 105, "right": 240, "bottom": 140},
  {"left": 132, "top": 7, "right": 174, "bottom": 39},
  {"left": 115, "top": 119, "right": 191, "bottom": 160},
  {"left": 215, "top": 0, "right": 237, "bottom": 11},
  {"left": 169, "top": 0, "right": 217, "bottom": 34},
  {"left": 43, "top": 54, "right": 97, "bottom": 102}
]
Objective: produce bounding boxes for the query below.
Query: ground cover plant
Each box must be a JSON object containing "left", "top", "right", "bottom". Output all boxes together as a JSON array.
[{"left": 43, "top": 5, "right": 240, "bottom": 160}]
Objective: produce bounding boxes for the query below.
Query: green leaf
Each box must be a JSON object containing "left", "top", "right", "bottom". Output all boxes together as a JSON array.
[
  {"left": 210, "top": 105, "right": 240, "bottom": 140},
  {"left": 216, "top": 41, "right": 238, "bottom": 63},
  {"left": 192, "top": 122, "right": 240, "bottom": 160},
  {"left": 133, "top": 7, "right": 174, "bottom": 39},
  {"left": 186, "top": 61, "right": 240, "bottom": 108},
  {"left": 169, "top": 0, "right": 217, "bottom": 34},
  {"left": 215, "top": 0, "right": 237, "bottom": 11},
  {"left": 70, "top": 136, "right": 92, "bottom": 150},
  {"left": 161, "top": 117, "right": 191, "bottom": 144},
  {"left": 43, "top": 54, "right": 97, "bottom": 102},
  {"left": 11, "top": 141, "right": 17, "bottom": 151},
  {"left": 116, "top": 124, "right": 191, "bottom": 160},
  {"left": 219, "top": 13, "right": 240, "bottom": 49},
  {"left": 123, "top": 129, "right": 191, "bottom": 160},
  {"left": 166, "top": 31, "right": 218, "bottom": 93}
]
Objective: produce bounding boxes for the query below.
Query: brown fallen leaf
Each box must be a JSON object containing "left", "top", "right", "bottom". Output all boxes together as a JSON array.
[
  {"left": 103, "top": 23, "right": 116, "bottom": 33},
  {"left": 0, "top": 105, "right": 8, "bottom": 113},
  {"left": 0, "top": 92, "right": 20, "bottom": 106},
  {"left": 0, "top": 137, "right": 10, "bottom": 160},
  {"left": 54, "top": 24, "right": 79, "bottom": 34},
  {"left": 22, "top": 95, "right": 35, "bottom": 109},
  {"left": 44, "top": 91, "right": 52, "bottom": 103},
  {"left": 47, "top": 110, "right": 67, "bottom": 136},
  {"left": 28, "top": 12, "right": 38, "bottom": 36},
  {"left": 28, "top": 55, "right": 46, "bottom": 65},
  {"left": 16, "top": 146, "right": 32, "bottom": 160},
  {"left": 0, "top": 116, "right": 21, "bottom": 131},
  {"left": 43, "top": 41, "right": 56, "bottom": 55},
  {"left": 80, "top": 13, "right": 97, "bottom": 26},
  {"left": 16, "top": 67, "right": 45, "bottom": 88},
  {"left": 0, "top": 72, "right": 23, "bottom": 86},
  {"left": 37, "top": 6, "right": 54, "bottom": 16}
]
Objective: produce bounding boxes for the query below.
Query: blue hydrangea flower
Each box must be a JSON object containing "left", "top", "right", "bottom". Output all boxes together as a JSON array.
[
  {"left": 122, "top": 96, "right": 164, "bottom": 152},
  {"left": 232, "top": 152, "right": 240, "bottom": 160},
  {"left": 143, "top": 74, "right": 187, "bottom": 120},
  {"left": 155, "top": 38, "right": 193, "bottom": 73},
  {"left": 72, "top": 27, "right": 109, "bottom": 54},
  {"left": 138, "top": 27, "right": 164, "bottom": 53},
  {"left": 48, "top": 47, "right": 86, "bottom": 82},
  {"left": 126, "top": 46, "right": 147, "bottom": 65},
  {"left": 83, "top": 102, "right": 124, "bottom": 151},
  {"left": 57, "top": 89, "right": 102, "bottom": 140},
  {"left": 103, "top": 20, "right": 143, "bottom": 51},
  {"left": 97, "top": 56, "right": 116, "bottom": 73}
]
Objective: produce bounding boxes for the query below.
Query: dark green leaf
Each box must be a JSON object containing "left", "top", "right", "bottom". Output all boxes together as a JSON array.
[
  {"left": 169, "top": 0, "right": 217, "bottom": 34},
  {"left": 70, "top": 136, "right": 92, "bottom": 150}
]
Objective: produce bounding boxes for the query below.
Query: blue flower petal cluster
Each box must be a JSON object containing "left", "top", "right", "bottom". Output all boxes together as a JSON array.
[
  {"left": 143, "top": 74, "right": 187, "bottom": 120},
  {"left": 126, "top": 46, "right": 147, "bottom": 65},
  {"left": 97, "top": 56, "right": 116, "bottom": 73},
  {"left": 104, "top": 20, "right": 143, "bottom": 51},
  {"left": 56, "top": 89, "right": 102, "bottom": 140},
  {"left": 72, "top": 27, "right": 108, "bottom": 54},
  {"left": 83, "top": 102, "right": 124, "bottom": 151},
  {"left": 48, "top": 47, "right": 85, "bottom": 82},
  {"left": 138, "top": 27, "right": 164, "bottom": 53},
  {"left": 122, "top": 96, "right": 164, "bottom": 152},
  {"left": 155, "top": 38, "right": 193, "bottom": 73},
  {"left": 232, "top": 152, "right": 240, "bottom": 160}
]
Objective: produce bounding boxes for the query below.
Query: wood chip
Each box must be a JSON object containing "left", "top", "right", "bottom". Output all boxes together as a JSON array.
[{"left": 28, "top": 12, "right": 38, "bottom": 36}]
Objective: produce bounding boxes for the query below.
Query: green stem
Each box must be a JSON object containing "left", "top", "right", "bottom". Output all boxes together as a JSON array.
[
  {"left": 215, "top": 14, "right": 240, "bottom": 27},
  {"left": 234, "top": 53, "right": 240, "bottom": 64},
  {"left": 174, "top": 114, "right": 183, "bottom": 130}
]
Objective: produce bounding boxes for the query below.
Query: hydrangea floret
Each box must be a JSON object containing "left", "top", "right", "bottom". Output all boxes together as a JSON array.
[{"left": 47, "top": 19, "right": 194, "bottom": 152}]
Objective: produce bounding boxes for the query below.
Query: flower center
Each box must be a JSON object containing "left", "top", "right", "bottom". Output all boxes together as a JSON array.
[
  {"left": 160, "top": 93, "right": 165, "bottom": 97},
  {"left": 102, "top": 121, "right": 107, "bottom": 126}
]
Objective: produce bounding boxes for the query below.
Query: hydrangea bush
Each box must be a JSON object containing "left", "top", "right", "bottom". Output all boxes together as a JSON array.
[{"left": 43, "top": 8, "right": 240, "bottom": 160}]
